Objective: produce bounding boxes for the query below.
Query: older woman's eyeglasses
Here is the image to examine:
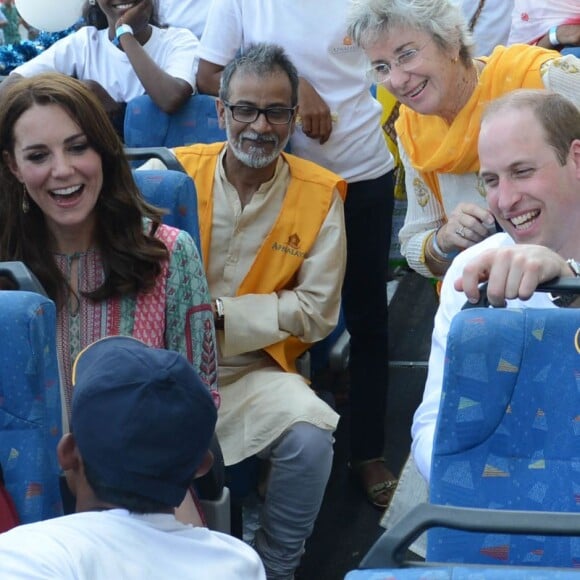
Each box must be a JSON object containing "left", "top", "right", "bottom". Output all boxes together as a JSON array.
[
  {"left": 223, "top": 102, "right": 296, "bottom": 125},
  {"left": 367, "top": 43, "right": 429, "bottom": 84}
]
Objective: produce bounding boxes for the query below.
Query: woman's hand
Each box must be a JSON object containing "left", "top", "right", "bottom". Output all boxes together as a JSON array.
[
  {"left": 298, "top": 78, "right": 332, "bottom": 144},
  {"left": 115, "top": 0, "right": 152, "bottom": 34},
  {"left": 436, "top": 203, "right": 495, "bottom": 254}
]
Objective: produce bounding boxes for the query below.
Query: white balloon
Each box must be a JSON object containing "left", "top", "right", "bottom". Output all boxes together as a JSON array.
[{"left": 15, "top": 0, "right": 85, "bottom": 33}]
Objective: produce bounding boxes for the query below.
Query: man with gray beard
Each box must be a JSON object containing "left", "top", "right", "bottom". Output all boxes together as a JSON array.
[{"left": 172, "top": 43, "right": 347, "bottom": 580}]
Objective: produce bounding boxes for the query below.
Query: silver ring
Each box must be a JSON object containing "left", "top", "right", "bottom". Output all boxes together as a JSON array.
[{"left": 456, "top": 226, "right": 466, "bottom": 238}]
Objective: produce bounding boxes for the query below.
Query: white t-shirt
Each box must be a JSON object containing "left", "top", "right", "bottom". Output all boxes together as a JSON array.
[
  {"left": 198, "top": 0, "right": 394, "bottom": 182},
  {"left": 411, "top": 233, "right": 557, "bottom": 481},
  {"left": 12, "top": 25, "right": 199, "bottom": 103},
  {"left": 157, "top": 0, "right": 210, "bottom": 40},
  {"left": 509, "top": 0, "right": 580, "bottom": 45},
  {"left": 0, "top": 509, "right": 266, "bottom": 579}
]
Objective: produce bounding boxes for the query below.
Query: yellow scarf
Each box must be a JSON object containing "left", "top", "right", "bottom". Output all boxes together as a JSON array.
[{"left": 395, "top": 44, "right": 559, "bottom": 205}]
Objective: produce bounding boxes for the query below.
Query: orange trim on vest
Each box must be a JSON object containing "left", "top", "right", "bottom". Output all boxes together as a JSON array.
[{"left": 174, "top": 142, "right": 346, "bottom": 373}]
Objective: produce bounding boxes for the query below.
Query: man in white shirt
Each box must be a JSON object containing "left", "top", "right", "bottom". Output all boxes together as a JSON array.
[
  {"left": 0, "top": 336, "right": 265, "bottom": 579},
  {"left": 412, "top": 89, "right": 580, "bottom": 481}
]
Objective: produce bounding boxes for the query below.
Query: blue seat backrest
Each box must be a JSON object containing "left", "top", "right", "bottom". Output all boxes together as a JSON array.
[
  {"left": 0, "top": 291, "right": 63, "bottom": 524},
  {"left": 124, "top": 94, "right": 226, "bottom": 148},
  {"left": 132, "top": 169, "right": 201, "bottom": 254},
  {"left": 428, "top": 307, "right": 580, "bottom": 568}
]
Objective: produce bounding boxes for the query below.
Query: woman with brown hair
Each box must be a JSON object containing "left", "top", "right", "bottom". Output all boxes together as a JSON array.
[{"left": 0, "top": 72, "right": 218, "bottom": 418}]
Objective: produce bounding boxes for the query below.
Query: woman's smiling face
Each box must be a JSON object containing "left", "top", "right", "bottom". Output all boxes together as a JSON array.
[
  {"left": 5, "top": 103, "right": 103, "bottom": 251},
  {"left": 365, "top": 26, "right": 462, "bottom": 119},
  {"left": 96, "top": 0, "right": 151, "bottom": 29}
]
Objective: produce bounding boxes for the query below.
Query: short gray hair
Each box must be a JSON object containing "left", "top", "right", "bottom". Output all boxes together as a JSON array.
[
  {"left": 482, "top": 89, "right": 580, "bottom": 166},
  {"left": 347, "top": 0, "right": 474, "bottom": 66},
  {"left": 218, "top": 43, "right": 299, "bottom": 107}
]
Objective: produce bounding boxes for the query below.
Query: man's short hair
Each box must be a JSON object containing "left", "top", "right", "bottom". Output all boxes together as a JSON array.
[
  {"left": 71, "top": 336, "right": 218, "bottom": 510},
  {"left": 482, "top": 89, "right": 580, "bottom": 165},
  {"left": 219, "top": 42, "right": 299, "bottom": 107}
]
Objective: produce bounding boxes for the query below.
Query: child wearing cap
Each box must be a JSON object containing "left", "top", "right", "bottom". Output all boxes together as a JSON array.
[{"left": 0, "top": 337, "right": 264, "bottom": 579}]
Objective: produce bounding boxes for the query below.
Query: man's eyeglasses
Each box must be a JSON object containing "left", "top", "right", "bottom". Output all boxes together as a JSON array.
[
  {"left": 222, "top": 102, "right": 296, "bottom": 125},
  {"left": 366, "top": 43, "right": 429, "bottom": 84}
]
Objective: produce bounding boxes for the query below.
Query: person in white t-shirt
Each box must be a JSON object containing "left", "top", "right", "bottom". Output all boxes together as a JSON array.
[
  {"left": 157, "top": 0, "right": 211, "bottom": 40},
  {"left": 0, "top": 336, "right": 265, "bottom": 580},
  {"left": 509, "top": 0, "right": 580, "bottom": 56},
  {"left": 1, "top": 0, "right": 198, "bottom": 133},
  {"left": 196, "top": 0, "right": 399, "bottom": 516},
  {"left": 412, "top": 89, "right": 580, "bottom": 482}
]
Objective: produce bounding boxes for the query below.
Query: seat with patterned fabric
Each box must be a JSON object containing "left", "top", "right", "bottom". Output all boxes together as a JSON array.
[
  {"left": 124, "top": 94, "right": 226, "bottom": 149},
  {"left": 0, "top": 282, "right": 63, "bottom": 526},
  {"left": 347, "top": 302, "right": 580, "bottom": 578},
  {"left": 132, "top": 168, "right": 201, "bottom": 254},
  {"left": 427, "top": 306, "right": 580, "bottom": 568}
]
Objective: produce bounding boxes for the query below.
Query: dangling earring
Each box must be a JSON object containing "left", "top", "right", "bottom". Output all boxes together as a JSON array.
[
  {"left": 22, "top": 185, "right": 30, "bottom": 214},
  {"left": 89, "top": 0, "right": 96, "bottom": 5}
]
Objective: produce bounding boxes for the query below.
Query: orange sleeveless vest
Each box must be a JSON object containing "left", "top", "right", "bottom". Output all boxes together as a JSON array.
[{"left": 174, "top": 142, "right": 346, "bottom": 373}]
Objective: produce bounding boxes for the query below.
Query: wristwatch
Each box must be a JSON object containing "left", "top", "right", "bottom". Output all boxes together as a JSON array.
[
  {"left": 552, "top": 258, "right": 580, "bottom": 307},
  {"left": 566, "top": 258, "right": 580, "bottom": 277},
  {"left": 214, "top": 298, "right": 225, "bottom": 329},
  {"left": 113, "top": 23, "right": 134, "bottom": 47}
]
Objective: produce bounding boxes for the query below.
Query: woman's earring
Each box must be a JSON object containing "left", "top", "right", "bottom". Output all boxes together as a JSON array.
[
  {"left": 89, "top": 0, "right": 96, "bottom": 5},
  {"left": 22, "top": 186, "right": 30, "bottom": 214}
]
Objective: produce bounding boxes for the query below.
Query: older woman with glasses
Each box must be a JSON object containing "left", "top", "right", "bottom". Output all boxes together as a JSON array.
[{"left": 348, "top": 0, "right": 580, "bottom": 279}]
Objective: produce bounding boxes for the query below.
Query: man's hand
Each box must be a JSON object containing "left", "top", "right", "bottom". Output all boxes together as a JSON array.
[
  {"left": 297, "top": 78, "right": 332, "bottom": 144},
  {"left": 455, "top": 245, "right": 573, "bottom": 306}
]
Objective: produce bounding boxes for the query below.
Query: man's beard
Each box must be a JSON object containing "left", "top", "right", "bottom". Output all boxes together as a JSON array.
[{"left": 225, "top": 118, "right": 289, "bottom": 169}]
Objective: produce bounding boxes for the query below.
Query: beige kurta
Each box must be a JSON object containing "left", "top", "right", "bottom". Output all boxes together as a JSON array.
[{"left": 208, "top": 149, "right": 345, "bottom": 466}]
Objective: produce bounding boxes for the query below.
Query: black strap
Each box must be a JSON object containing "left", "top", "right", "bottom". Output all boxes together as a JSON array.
[{"left": 468, "top": 0, "right": 486, "bottom": 32}]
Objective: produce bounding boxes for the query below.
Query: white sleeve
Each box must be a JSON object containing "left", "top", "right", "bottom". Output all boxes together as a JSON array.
[
  {"left": 161, "top": 27, "right": 200, "bottom": 88},
  {"left": 197, "top": 0, "right": 243, "bottom": 66},
  {"left": 397, "top": 138, "right": 446, "bottom": 279},
  {"left": 11, "top": 32, "right": 82, "bottom": 78},
  {"left": 541, "top": 53, "right": 580, "bottom": 110},
  {"left": 410, "top": 257, "right": 466, "bottom": 482},
  {"left": 411, "top": 233, "right": 520, "bottom": 481}
]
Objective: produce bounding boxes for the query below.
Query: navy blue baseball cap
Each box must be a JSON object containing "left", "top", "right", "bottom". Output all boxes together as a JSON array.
[{"left": 71, "top": 336, "right": 217, "bottom": 507}]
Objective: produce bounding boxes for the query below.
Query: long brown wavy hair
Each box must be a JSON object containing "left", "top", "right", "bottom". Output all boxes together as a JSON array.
[{"left": 0, "top": 73, "right": 168, "bottom": 306}]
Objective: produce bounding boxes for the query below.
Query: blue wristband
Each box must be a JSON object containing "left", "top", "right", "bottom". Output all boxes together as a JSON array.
[
  {"left": 113, "top": 23, "right": 134, "bottom": 47},
  {"left": 548, "top": 26, "right": 559, "bottom": 47}
]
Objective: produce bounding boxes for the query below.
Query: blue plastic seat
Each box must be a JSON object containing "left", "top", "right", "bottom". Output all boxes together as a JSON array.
[
  {"left": 347, "top": 296, "right": 580, "bottom": 577},
  {"left": 0, "top": 266, "right": 63, "bottom": 525},
  {"left": 124, "top": 94, "right": 226, "bottom": 149},
  {"left": 428, "top": 306, "right": 580, "bottom": 567},
  {"left": 132, "top": 168, "right": 201, "bottom": 254}
]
